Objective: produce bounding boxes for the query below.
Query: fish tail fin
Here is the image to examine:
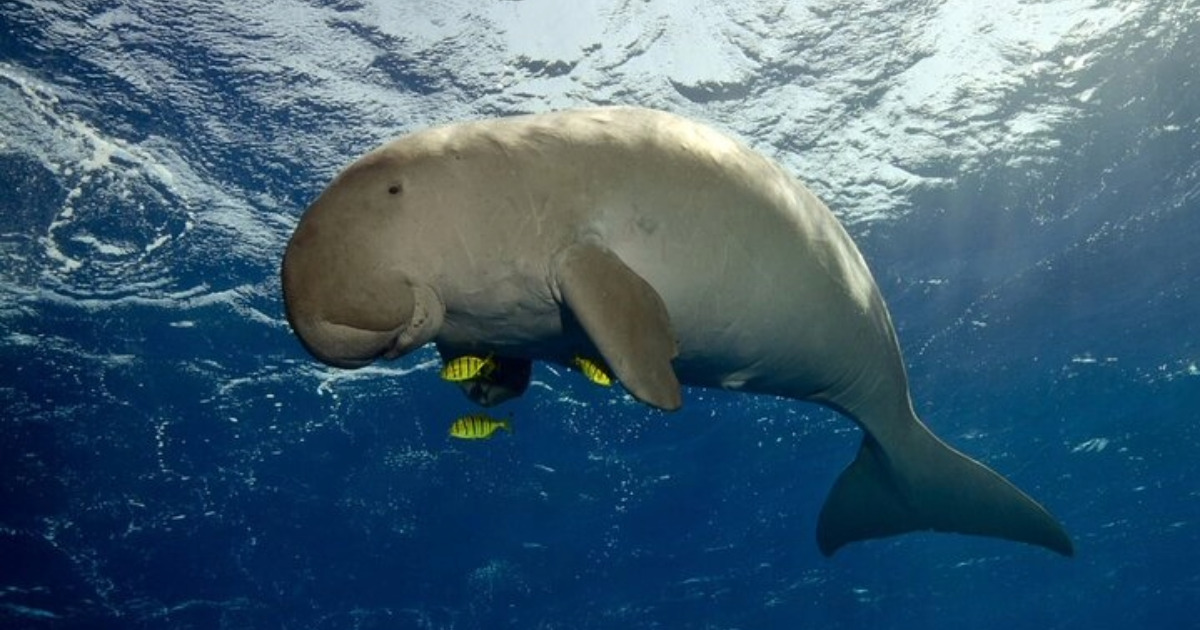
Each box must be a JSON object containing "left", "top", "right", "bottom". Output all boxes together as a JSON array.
[
  {"left": 817, "top": 422, "right": 1073, "bottom": 557},
  {"left": 500, "top": 419, "right": 513, "bottom": 434}
]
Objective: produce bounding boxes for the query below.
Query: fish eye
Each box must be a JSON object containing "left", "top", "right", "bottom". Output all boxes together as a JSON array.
[{"left": 387, "top": 184, "right": 402, "bottom": 195}]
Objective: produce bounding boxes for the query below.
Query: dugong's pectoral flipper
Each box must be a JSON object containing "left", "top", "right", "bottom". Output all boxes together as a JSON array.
[
  {"left": 817, "top": 422, "right": 1075, "bottom": 556},
  {"left": 552, "top": 242, "right": 682, "bottom": 410}
]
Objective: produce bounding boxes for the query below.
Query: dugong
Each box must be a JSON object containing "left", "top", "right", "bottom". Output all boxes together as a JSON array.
[{"left": 282, "top": 106, "right": 1072, "bottom": 556}]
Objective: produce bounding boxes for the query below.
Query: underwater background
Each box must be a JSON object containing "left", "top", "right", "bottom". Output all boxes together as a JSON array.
[{"left": 1, "top": 1, "right": 1197, "bottom": 628}]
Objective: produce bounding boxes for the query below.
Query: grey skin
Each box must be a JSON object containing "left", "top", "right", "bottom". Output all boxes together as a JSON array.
[{"left": 282, "top": 106, "right": 1072, "bottom": 557}]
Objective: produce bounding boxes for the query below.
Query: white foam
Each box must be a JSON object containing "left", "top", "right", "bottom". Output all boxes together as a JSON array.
[
  {"left": 69, "top": 233, "right": 133, "bottom": 257},
  {"left": 0, "top": 65, "right": 199, "bottom": 280},
  {"left": 1071, "top": 437, "right": 1109, "bottom": 453},
  {"left": 5, "top": 332, "right": 39, "bottom": 346},
  {"left": 314, "top": 356, "right": 440, "bottom": 397}
]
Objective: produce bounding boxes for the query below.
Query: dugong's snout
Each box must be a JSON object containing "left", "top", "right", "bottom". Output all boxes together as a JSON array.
[
  {"left": 283, "top": 279, "right": 446, "bottom": 369},
  {"left": 281, "top": 208, "right": 445, "bottom": 368},
  {"left": 287, "top": 318, "right": 398, "bottom": 368}
]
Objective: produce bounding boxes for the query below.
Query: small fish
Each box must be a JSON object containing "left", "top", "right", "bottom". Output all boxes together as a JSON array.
[
  {"left": 572, "top": 355, "right": 613, "bottom": 387},
  {"left": 448, "top": 414, "right": 512, "bottom": 440},
  {"left": 440, "top": 354, "right": 496, "bottom": 382}
]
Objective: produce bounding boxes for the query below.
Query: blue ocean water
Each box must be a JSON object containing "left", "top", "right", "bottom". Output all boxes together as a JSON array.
[{"left": 1, "top": 1, "right": 1197, "bottom": 628}]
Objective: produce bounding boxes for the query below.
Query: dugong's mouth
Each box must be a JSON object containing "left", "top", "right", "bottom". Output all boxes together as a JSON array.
[
  {"left": 381, "top": 283, "right": 445, "bottom": 360},
  {"left": 288, "top": 319, "right": 392, "bottom": 369},
  {"left": 288, "top": 282, "right": 445, "bottom": 369}
]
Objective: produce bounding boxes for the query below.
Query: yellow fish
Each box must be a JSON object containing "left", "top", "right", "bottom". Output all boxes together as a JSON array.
[
  {"left": 448, "top": 414, "right": 512, "bottom": 440},
  {"left": 572, "top": 355, "right": 613, "bottom": 387},
  {"left": 440, "top": 354, "right": 496, "bottom": 382}
]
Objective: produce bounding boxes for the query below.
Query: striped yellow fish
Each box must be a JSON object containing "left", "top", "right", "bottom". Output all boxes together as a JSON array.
[
  {"left": 448, "top": 414, "right": 512, "bottom": 440},
  {"left": 440, "top": 354, "right": 496, "bottom": 382},
  {"left": 572, "top": 355, "right": 613, "bottom": 387}
]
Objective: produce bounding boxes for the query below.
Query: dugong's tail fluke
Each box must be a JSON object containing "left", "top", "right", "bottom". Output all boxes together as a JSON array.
[{"left": 817, "top": 425, "right": 1074, "bottom": 557}]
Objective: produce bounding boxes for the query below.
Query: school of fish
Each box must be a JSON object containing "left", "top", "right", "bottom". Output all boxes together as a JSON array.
[{"left": 440, "top": 354, "right": 613, "bottom": 438}]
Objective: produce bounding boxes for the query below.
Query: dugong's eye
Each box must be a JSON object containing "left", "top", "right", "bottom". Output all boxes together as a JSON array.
[{"left": 387, "top": 184, "right": 402, "bottom": 195}]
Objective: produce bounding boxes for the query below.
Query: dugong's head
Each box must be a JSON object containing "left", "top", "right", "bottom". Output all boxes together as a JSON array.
[{"left": 281, "top": 146, "right": 446, "bottom": 368}]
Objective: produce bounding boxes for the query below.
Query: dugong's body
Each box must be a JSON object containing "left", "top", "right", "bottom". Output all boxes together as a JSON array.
[{"left": 282, "top": 107, "right": 1072, "bottom": 556}]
